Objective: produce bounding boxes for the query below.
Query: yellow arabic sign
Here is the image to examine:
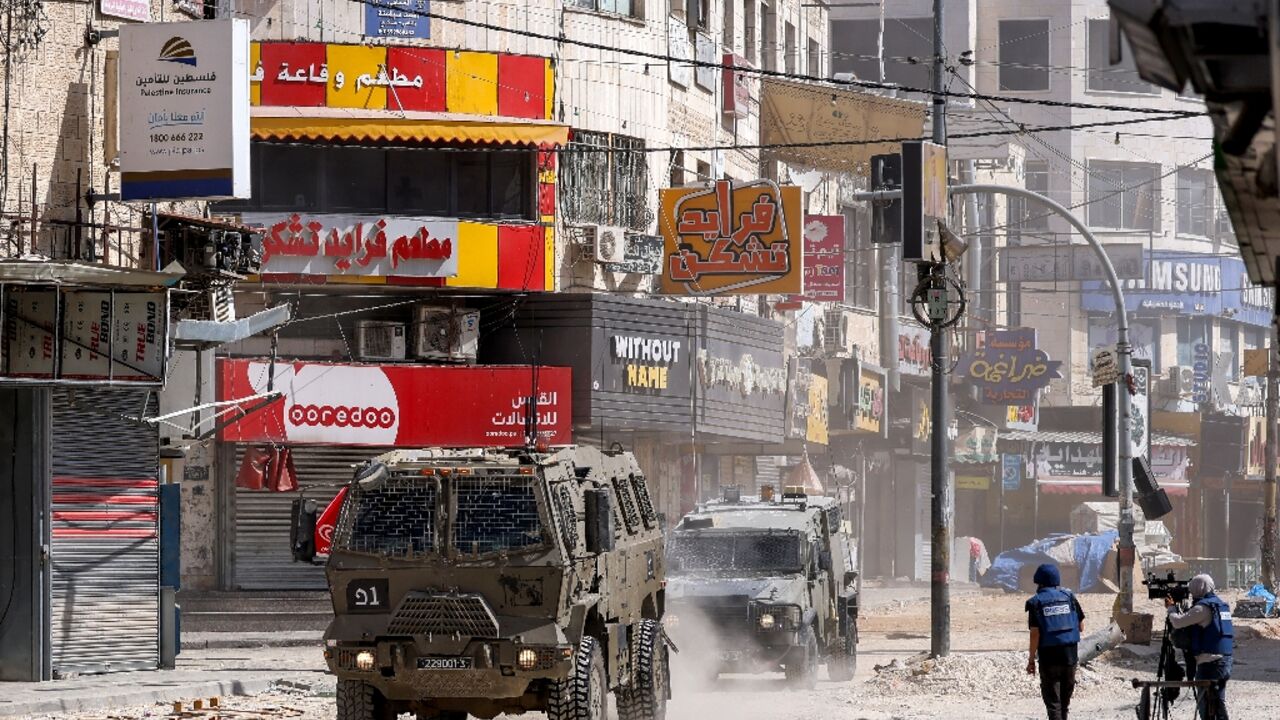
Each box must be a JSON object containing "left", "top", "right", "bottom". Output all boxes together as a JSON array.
[
  {"left": 807, "top": 375, "right": 829, "bottom": 445},
  {"left": 659, "top": 180, "right": 803, "bottom": 295}
]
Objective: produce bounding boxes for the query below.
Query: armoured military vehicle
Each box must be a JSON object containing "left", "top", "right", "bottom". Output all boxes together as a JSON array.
[
  {"left": 663, "top": 487, "right": 858, "bottom": 687},
  {"left": 291, "top": 446, "right": 670, "bottom": 720}
]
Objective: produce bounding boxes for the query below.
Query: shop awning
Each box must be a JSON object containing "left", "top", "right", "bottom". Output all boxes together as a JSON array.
[
  {"left": 1037, "top": 478, "right": 1190, "bottom": 496},
  {"left": 251, "top": 107, "right": 570, "bottom": 146},
  {"left": 0, "top": 258, "right": 185, "bottom": 287},
  {"left": 1002, "top": 429, "right": 1196, "bottom": 447}
]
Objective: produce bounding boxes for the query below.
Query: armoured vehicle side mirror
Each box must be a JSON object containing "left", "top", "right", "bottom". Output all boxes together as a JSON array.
[
  {"left": 584, "top": 488, "right": 616, "bottom": 554},
  {"left": 354, "top": 461, "right": 389, "bottom": 489},
  {"left": 290, "top": 498, "right": 318, "bottom": 564}
]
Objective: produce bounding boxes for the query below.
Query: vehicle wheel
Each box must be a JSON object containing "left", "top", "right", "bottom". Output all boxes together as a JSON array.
[
  {"left": 337, "top": 679, "right": 396, "bottom": 720},
  {"left": 617, "top": 620, "right": 669, "bottom": 720},
  {"left": 826, "top": 622, "right": 858, "bottom": 682},
  {"left": 548, "top": 636, "right": 609, "bottom": 720},
  {"left": 784, "top": 628, "right": 818, "bottom": 690}
]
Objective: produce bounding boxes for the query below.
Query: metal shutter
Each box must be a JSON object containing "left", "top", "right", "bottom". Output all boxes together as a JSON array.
[
  {"left": 50, "top": 389, "right": 159, "bottom": 675},
  {"left": 230, "top": 445, "right": 392, "bottom": 590}
]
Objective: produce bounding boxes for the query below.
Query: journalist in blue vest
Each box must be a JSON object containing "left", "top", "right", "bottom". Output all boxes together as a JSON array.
[
  {"left": 1166, "top": 574, "right": 1234, "bottom": 720},
  {"left": 1025, "top": 563, "right": 1085, "bottom": 720}
]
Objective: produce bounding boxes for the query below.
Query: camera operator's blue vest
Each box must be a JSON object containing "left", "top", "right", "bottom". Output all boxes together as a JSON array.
[
  {"left": 1189, "top": 594, "right": 1234, "bottom": 657},
  {"left": 1031, "top": 587, "right": 1080, "bottom": 648}
]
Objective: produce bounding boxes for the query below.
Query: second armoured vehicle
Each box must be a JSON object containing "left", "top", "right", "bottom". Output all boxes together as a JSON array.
[
  {"left": 292, "top": 445, "right": 670, "bottom": 720},
  {"left": 663, "top": 486, "right": 859, "bottom": 687}
]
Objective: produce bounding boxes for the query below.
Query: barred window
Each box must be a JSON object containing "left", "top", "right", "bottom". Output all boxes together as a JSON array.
[
  {"left": 553, "top": 484, "right": 580, "bottom": 551},
  {"left": 452, "top": 477, "right": 544, "bottom": 555},
  {"left": 559, "top": 131, "right": 652, "bottom": 231},
  {"left": 631, "top": 474, "right": 657, "bottom": 529},
  {"left": 613, "top": 477, "right": 641, "bottom": 533},
  {"left": 337, "top": 478, "right": 438, "bottom": 558}
]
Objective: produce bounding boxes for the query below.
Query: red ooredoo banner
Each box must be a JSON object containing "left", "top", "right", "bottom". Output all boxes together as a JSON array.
[{"left": 218, "top": 360, "right": 571, "bottom": 447}]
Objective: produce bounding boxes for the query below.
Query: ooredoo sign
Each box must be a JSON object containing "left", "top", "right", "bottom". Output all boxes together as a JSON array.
[{"left": 218, "top": 360, "right": 571, "bottom": 447}]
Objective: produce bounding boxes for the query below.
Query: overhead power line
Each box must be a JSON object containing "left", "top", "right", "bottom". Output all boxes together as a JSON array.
[{"left": 349, "top": 0, "right": 1203, "bottom": 119}]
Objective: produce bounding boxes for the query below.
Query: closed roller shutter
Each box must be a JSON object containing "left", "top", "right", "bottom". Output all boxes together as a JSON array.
[
  {"left": 231, "top": 445, "right": 392, "bottom": 590},
  {"left": 50, "top": 388, "right": 159, "bottom": 676}
]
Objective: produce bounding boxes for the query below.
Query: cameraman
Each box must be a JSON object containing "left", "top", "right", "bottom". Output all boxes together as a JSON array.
[{"left": 1166, "top": 574, "right": 1234, "bottom": 720}]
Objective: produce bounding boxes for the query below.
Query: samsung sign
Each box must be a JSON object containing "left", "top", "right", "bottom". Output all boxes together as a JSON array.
[{"left": 1081, "top": 251, "right": 1272, "bottom": 326}]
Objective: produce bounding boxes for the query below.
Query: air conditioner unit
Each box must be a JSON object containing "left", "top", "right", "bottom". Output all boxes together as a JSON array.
[
  {"left": 414, "top": 307, "right": 479, "bottom": 362},
  {"left": 355, "top": 320, "right": 407, "bottom": 361},
  {"left": 823, "top": 308, "right": 853, "bottom": 357},
  {"left": 1160, "top": 365, "right": 1196, "bottom": 397},
  {"left": 593, "top": 225, "right": 627, "bottom": 264}
]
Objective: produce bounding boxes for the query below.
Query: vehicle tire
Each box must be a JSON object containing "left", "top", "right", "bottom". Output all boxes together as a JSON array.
[
  {"left": 826, "top": 622, "right": 858, "bottom": 682},
  {"left": 784, "top": 627, "right": 819, "bottom": 690},
  {"left": 617, "top": 620, "right": 669, "bottom": 720},
  {"left": 547, "top": 636, "right": 609, "bottom": 720},
  {"left": 337, "top": 679, "right": 396, "bottom": 720}
]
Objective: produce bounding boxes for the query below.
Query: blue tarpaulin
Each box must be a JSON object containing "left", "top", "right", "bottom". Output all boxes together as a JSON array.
[{"left": 981, "top": 531, "right": 1118, "bottom": 593}]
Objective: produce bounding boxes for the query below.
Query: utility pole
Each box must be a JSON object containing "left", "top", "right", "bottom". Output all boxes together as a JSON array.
[
  {"left": 1264, "top": 320, "right": 1279, "bottom": 591},
  {"left": 928, "top": 0, "right": 951, "bottom": 659}
]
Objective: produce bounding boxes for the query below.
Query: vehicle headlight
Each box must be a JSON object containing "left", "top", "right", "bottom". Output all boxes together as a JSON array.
[
  {"left": 517, "top": 648, "right": 538, "bottom": 670},
  {"left": 758, "top": 613, "right": 776, "bottom": 630},
  {"left": 355, "top": 650, "right": 375, "bottom": 671}
]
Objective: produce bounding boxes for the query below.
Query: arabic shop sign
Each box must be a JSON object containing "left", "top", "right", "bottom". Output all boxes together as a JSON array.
[
  {"left": 119, "top": 20, "right": 251, "bottom": 201},
  {"left": 1082, "top": 250, "right": 1276, "bottom": 327},
  {"left": 1033, "top": 442, "right": 1101, "bottom": 481},
  {"left": 611, "top": 334, "right": 684, "bottom": 391},
  {"left": 787, "top": 215, "right": 845, "bottom": 303},
  {"left": 365, "top": 0, "right": 430, "bottom": 39},
  {"left": 854, "top": 364, "right": 887, "bottom": 437},
  {"left": 659, "top": 179, "right": 803, "bottom": 296},
  {"left": 960, "top": 328, "right": 1062, "bottom": 405},
  {"left": 101, "top": 0, "right": 150, "bottom": 22},
  {"left": 807, "top": 375, "right": 829, "bottom": 444},
  {"left": 603, "top": 234, "right": 663, "bottom": 275},
  {"left": 248, "top": 213, "right": 458, "bottom": 279},
  {"left": 898, "top": 323, "right": 931, "bottom": 378},
  {"left": 697, "top": 348, "right": 788, "bottom": 396},
  {"left": 785, "top": 359, "right": 813, "bottom": 440},
  {"left": 955, "top": 427, "right": 998, "bottom": 464}
]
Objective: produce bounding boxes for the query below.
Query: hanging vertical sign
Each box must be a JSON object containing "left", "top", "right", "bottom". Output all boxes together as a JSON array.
[
  {"left": 1001, "top": 453, "right": 1022, "bottom": 491},
  {"left": 1131, "top": 359, "right": 1151, "bottom": 465}
]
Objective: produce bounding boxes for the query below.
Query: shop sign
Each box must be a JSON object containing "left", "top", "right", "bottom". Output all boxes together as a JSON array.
[
  {"left": 955, "top": 427, "right": 998, "bottom": 464},
  {"left": 668, "top": 17, "right": 693, "bottom": 88},
  {"left": 807, "top": 375, "right": 829, "bottom": 445},
  {"left": 697, "top": 348, "right": 788, "bottom": 396},
  {"left": 101, "top": 0, "right": 150, "bottom": 22},
  {"left": 898, "top": 323, "right": 931, "bottom": 377},
  {"left": 1153, "top": 445, "right": 1190, "bottom": 482},
  {"left": 611, "top": 334, "right": 685, "bottom": 391},
  {"left": 1082, "top": 250, "right": 1276, "bottom": 327},
  {"left": 1005, "top": 402, "right": 1038, "bottom": 432},
  {"left": 1032, "top": 442, "right": 1101, "bottom": 481},
  {"left": 959, "top": 328, "right": 1062, "bottom": 405},
  {"left": 854, "top": 364, "right": 887, "bottom": 437},
  {"left": 1244, "top": 348, "right": 1270, "bottom": 377},
  {"left": 722, "top": 54, "right": 751, "bottom": 118},
  {"left": 1000, "top": 244, "right": 1144, "bottom": 283},
  {"left": 956, "top": 474, "right": 990, "bottom": 491},
  {"left": 911, "top": 386, "right": 931, "bottom": 454},
  {"left": 250, "top": 213, "right": 459, "bottom": 279},
  {"left": 694, "top": 32, "right": 716, "bottom": 91},
  {"left": 1132, "top": 361, "right": 1151, "bottom": 462},
  {"left": 787, "top": 216, "right": 845, "bottom": 303},
  {"left": 785, "top": 359, "right": 812, "bottom": 440},
  {"left": 365, "top": 0, "right": 430, "bottom": 39},
  {"left": 2, "top": 286, "right": 169, "bottom": 385},
  {"left": 1001, "top": 453, "right": 1022, "bottom": 491},
  {"left": 119, "top": 20, "right": 251, "bottom": 201},
  {"left": 660, "top": 179, "right": 804, "bottom": 296},
  {"left": 603, "top": 234, "right": 663, "bottom": 275},
  {"left": 218, "top": 360, "right": 571, "bottom": 447},
  {"left": 1247, "top": 416, "right": 1267, "bottom": 477},
  {"left": 1191, "top": 343, "right": 1212, "bottom": 405}
]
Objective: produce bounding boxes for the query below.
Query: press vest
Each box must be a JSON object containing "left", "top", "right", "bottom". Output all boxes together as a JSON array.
[
  {"left": 1189, "top": 594, "right": 1234, "bottom": 657},
  {"left": 1031, "top": 587, "right": 1081, "bottom": 648}
]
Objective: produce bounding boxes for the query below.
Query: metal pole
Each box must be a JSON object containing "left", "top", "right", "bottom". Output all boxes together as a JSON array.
[
  {"left": 929, "top": 0, "right": 950, "bottom": 659},
  {"left": 1265, "top": 317, "right": 1277, "bottom": 590}
]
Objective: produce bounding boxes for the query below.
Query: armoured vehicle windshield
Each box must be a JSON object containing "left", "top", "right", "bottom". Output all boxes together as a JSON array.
[{"left": 669, "top": 532, "right": 802, "bottom": 573}]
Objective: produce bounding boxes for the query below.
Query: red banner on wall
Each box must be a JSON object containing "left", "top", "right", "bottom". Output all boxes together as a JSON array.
[
  {"left": 788, "top": 215, "right": 845, "bottom": 303},
  {"left": 218, "top": 360, "right": 571, "bottom": 447}
]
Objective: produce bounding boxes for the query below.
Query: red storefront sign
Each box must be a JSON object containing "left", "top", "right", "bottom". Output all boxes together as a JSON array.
[
  {"left": 219, "top": 360, "right": 571, "bottom": 447},
  {"left": 787, "top": 215, "right": 845, "bottom": 303}
]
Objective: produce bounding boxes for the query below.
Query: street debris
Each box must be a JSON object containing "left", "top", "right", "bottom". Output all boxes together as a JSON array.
[{"left": 869, "top": 650, "right": 1106, "bottom": 698}]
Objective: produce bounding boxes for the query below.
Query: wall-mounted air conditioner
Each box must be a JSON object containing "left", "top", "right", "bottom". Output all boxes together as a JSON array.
[
  {"left": 414, "top": 306, "right": 479, "bottom": 362},
  {"left": 355, "top": 320, "right": 407, "bottom": 361}
]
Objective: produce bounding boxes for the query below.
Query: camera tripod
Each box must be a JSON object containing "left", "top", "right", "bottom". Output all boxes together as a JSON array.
[{"left": 1132, "top": 610, "right": 1217, "bottom": 720}]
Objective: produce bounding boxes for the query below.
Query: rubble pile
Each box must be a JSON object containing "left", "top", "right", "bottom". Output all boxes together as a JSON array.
[{"left": 869, "top": 651, "right": 1106, "bottom": 697}]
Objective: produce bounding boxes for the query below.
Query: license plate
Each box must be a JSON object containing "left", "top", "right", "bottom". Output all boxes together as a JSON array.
[{"left": 417, "top": 656, "right": 474, "bottom": 670}]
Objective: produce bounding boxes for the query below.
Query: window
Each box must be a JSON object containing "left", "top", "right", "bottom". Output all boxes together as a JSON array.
[
  {"left": 1087, "top": 19, "right": 1156, "bottom": 94},
  {"left": 843, "top": 206, "right": 876, "bottom": 310},
  {"left": 560, "top": 131, "right": 651, "bottom": 231},
  {"left": 830, "top": 18, "right": 932, "bottom": 93},
  {"left": 670, "top": 150, "right": 685, "bottom": 188},
  {"left": 784, "top": 21, "right": 797, "bottom": 74},
  {"left": 1006, "top": 160, "right": 1050, "bottom": 236},
  {"left": 1089, "top": 317, "right": 1160, "bottom": 372},
  {"left": 998, "top": 19, "right": 1050, "bottom": 92},
  {"left": 213, "top": 143, "right": 534, "bottom": 221},
  {"left": 723, "top": 0, "right": 735, "bottom": 49},
  {"left": 1244, "top": 326, "right": 1268, "bottom": 352},
  {"left": 1176, "top": 168, "right": 1215, "bottom": 237},
  {"left": 743, "top": 0, "right": 756, "bottom": 64},
  {"left": 1176, "top": 317, "right": 1211, "bottom": 367},
  {"left": 808, "top": 38, "right": 821, "bottom": 77},
  {"left": 567, "top": 0, "right": 641, "bottom": 19},
  {"left": 1087, "top": 161, "right": 1161, "bottom": 231},
  {"left": 1223, "top": 324, "right": 1240, "bottom": 381},
  {"left": 452, "top": 478, "right": 544, "bottom": 556},
  {"left": 760, "top": 1, "right": 776, "bottom": 71},
  {"left": 696, "top": 158, "right": 712, "bottom": 182}
]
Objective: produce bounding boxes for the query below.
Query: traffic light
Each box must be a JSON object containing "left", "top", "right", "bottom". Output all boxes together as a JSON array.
[{"left": 870, "top": 153, "right": 902, "bottom": 245}]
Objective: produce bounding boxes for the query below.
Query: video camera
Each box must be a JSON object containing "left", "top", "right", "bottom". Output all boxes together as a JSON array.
[{"left": 1143, "top": 571, "right": 1191, "bottom": 604}]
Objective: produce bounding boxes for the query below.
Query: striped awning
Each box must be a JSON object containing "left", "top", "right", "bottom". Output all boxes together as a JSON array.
[{"left": 250, "top": 107, "right": 569, "bottom": 146}]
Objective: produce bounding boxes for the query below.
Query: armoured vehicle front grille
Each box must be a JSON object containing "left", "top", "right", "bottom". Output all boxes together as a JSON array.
[
  {"left": 689, "top": 595, "right": 750, "bottom": 634},
  {"left": 387, "top": 592, "right": 500, "bottom": 637},
  {"left": 405, "top": 669, "right": 499, "bottom": 697}
]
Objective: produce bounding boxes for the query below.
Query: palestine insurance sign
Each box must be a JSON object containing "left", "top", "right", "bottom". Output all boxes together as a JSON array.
[
  {"left": 119, "top": 20, "right": 251, "bottom": 201},
  {"left": 659, "top": 179, "right": 803, "bottom": 295},
  {"left": 960, "top": 328, "right": 1062, "bottom": 405}
]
